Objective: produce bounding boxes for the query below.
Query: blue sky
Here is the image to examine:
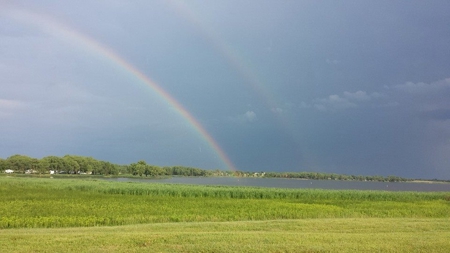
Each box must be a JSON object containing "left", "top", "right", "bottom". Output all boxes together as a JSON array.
[{"left": 1, "top": 0, "right": 450, "bottom": 179}]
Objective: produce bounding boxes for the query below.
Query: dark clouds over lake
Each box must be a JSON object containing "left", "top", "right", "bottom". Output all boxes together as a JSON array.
[{"left": 1, "top": 1, "right": 450, "bottom": 179}]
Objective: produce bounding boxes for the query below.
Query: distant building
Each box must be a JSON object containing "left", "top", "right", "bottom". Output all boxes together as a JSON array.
[{"left": 5, "top": 169, "right": 13, "bottom": 174}]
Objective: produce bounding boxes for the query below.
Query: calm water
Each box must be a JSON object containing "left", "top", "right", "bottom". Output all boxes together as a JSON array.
[{"left": 104, "top": 177, "right": 450, "bottom": 192}]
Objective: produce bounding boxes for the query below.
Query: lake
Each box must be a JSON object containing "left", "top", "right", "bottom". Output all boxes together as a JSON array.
[{"left": 104, "top": 177, "right": 450, "bottom": 192}]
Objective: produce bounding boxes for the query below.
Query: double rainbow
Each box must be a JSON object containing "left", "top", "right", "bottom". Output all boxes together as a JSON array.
[{"left": 5, "top": 9, "right": 237, "bottom": 172}]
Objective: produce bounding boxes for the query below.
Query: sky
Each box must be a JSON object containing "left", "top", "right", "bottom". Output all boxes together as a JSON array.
[{"left": 1, "top": 0, "right": 450, "bottom": 179}]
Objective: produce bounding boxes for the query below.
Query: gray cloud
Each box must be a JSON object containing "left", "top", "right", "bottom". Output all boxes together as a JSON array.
[
  {"left": 229, "top": 110, "right": 257, "bottom": 123},
  {"left": 314, "top": 94, "right": 357, "bottom": 111},
  {"left": 343, "top": 90, "right": 370, "bottom": 101},
  {"left": 391, "top": 78, "right": 450, "bottom": 114},
  {"left": 393, "top": 78, "right": 450, "bottom": 94},
  {"left": 0, "top": 99, "right": 24, "bottom": 109},
  {"left": 245, "top": 111, "right": 257, "bottom": 122},
  {"left": 1, "top": 1, "right": 450, "bottom": 179},
  {"left": 309, "top": 90, "right": 384, "bottom": 112},
  {"left": 0, "top": 99, "right": 25, "bottom": 118},
  {"left": 325, "top": 59, "right": 339, "bottom": 65},
  {"left": 306, "top": 78, "right": 450, "bottom": 116},
  {"left": 271, "top": 107, "right": 283, "bottom": 114},
  {"left": 420, "top": 109, "right": 450, "bottom": 121}
]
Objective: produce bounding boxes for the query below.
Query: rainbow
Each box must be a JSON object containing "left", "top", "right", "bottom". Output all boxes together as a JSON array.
[
  {"left": 164, "top": 0, "right": 296, "bottom": 135},
  {"left": 165, "top": 1, "right": 283, "bottom": 113},
  {"left": 5, "top": 8, "right": 237, "bottom": 172},
  {"left": 164, "top": 1, "right": 304, "bottom": 168}
]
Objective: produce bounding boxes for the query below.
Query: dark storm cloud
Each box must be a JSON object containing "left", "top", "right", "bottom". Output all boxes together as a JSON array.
[
  {"left": 1, "top": 1, "right": 450, "bottom": 179},
  {"left": 421, "top": 109, "right": 450, "bottom": 121}
]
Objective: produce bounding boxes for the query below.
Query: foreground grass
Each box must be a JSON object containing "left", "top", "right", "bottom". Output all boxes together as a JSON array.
[
  {"left": 1, "top": 218, "right": 450, "bottom": 252},
  {"left": 1, "top": 177, "right": 450, "bottom": 252},
  {"left": 1, "top": 177, "right": 450, "bottom": 228}
]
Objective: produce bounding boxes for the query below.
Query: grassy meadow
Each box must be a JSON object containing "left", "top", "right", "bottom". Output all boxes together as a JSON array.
[
  {"left": 2, "top": 219, "right": 450, "bottom": 252},
  {"left": 1, "top": 176, "right": 450, "bottom": 252}
]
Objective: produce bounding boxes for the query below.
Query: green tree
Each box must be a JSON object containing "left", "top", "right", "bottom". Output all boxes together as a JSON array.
[
  {"left": 100, "top": 161, "right": 118, "bottom": 175},
  {"left": 68, "top": 156, "right": 89, "bottom": 173},
  {"left": 0, "top": 158, "right": 6, "bottom": 172},
  {"left": 86, "top": 158, "right": 100, "bottom": 174},
  {"left": 42, "top": 156, "right": 65, "bottom": 173},
  {"left": 63, "top": 155, "right": 82, "bottom": 174},
  {"left": 6, "top": 155, "right": 33, "bottom": 173},
  {"left": 117, "top": 165, "right": 128, "bottom": 174},
  {"left": 129, "top": 160, "right": 147, "bottom": 176},
  {"left": 28, "top": 158, "right": 41, "bottom": 174},
  {"left": 38, "top": 159, "right": 50, "bottom": 174}
]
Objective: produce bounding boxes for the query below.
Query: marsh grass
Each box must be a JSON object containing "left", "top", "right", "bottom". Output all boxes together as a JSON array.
[{"left": 1, "top": 177, "right": 449, "bottom": 229}]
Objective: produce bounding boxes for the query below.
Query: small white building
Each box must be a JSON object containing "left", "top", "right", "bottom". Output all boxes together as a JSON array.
[{"left": 5, "top": 169, "right": 14, "bottom": 174}]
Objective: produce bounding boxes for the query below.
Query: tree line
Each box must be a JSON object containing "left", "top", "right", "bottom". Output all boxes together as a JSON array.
[
  {"left": 0, "top": 154, "right": 414, "bottom": 182},
  {"left": 128, "top": 161, "right": 213, "bottom": 177},
  {"left": 0, "top": 154, "right": 218, "bottom": 177},
  {"left": 0, "top": 155, "right": 121, "bottom": 175},
  {"left": 260, "top": 171, "right": 409, "bottom": 182}
]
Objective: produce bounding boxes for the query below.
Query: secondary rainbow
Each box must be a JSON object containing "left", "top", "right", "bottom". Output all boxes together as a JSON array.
[
  {"left": 164, "top": 1, "right": 304, "bottom": 168},
  {"left": 6, "top": 8, "right": 237, "bottom": 172},
  {"left": 165, "top": 0, "right": 294, "bottom": 130}
]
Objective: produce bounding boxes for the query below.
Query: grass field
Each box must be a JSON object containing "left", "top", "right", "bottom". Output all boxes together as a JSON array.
[
  {"left": 1, "top": 176, "right": 450, "bottom": 252},
  {"left": 1, "top": 219, "right": 450, "bottom": 252}
]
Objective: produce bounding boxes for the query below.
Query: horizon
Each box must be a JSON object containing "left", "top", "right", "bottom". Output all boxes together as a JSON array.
[{"left": 1, "top": 153, "right": 449, "bottom": 181}]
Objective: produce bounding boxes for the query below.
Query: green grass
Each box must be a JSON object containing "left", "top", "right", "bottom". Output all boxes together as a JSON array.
[
  {"left": 1, "top": 177, "right": 449, "bottom": 229},
  {"left": 1, "top": 219, "right": 450, "bottom": 252},
  {"left": 1, "top": 177, "right": 450, "bottom": 252}
]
